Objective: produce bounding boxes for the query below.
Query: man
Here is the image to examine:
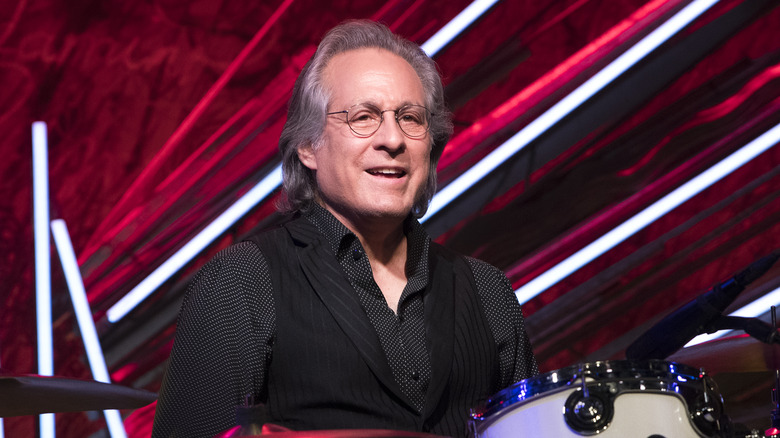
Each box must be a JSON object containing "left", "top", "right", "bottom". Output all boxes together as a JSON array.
[{"left": 152, "top": 20, "right": 537, "bottom": 438}]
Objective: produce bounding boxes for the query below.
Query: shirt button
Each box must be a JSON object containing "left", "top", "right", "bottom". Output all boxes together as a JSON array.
[
  {"left": 352, "top": 249, "right": 362, "bottom": 261},
  {"left": 411, "top": 371, "right": 420, "bottom": 381}
]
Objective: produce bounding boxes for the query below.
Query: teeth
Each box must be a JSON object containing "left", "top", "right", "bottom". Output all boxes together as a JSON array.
[{"left": 369, "top": 169, "right": 403, "bottom": 176}]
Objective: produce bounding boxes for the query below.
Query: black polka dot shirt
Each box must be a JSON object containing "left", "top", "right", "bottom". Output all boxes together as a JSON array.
[{"left": 152, "top": 205, "right": 538, "bottom": 437}]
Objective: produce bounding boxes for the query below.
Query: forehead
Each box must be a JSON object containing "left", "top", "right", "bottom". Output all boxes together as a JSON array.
[{"left": 323, "top": 48, "right": 425, "bottom": 107}]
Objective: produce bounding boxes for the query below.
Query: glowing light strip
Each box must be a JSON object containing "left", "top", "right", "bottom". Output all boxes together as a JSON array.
[
  {"left": 50, "top": 220, "right": 127, "bottom": 438},
  {"left": 686, "top": 283, "right": 780, "bottom": 347},
  {"left": 33, "top": 122, "right": 52, "bottom": 375},
  {"left": 40, "top": 413, "right": 54, "bottom": 438},
  {"left": 103, "top": 411, "right": 127, "bottom": 438},
  {"left": 515, "top": 122, "right": 780, "bottom": 304},
  {"left": 106, "top": 165, "right": 284, "bottom": 322},
  {"left": 106, "top": 1, "right": 498, "bottom": 323},
  {"left": 32, "top": 121, "right": 55, "bottom": 438},
  {"left": 420, "top": 0, "right": 500, "bottom": 56},
  {"left": 421, "top": 0, "right": 720, "bottom": 222},
  {"left": 51, "top": 220, "right": 110, "bottom": 380}
]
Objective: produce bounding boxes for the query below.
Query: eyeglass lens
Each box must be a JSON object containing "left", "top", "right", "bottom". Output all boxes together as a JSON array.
[{"left": 346, "top": 104, "right": 430, "bottom": 138}]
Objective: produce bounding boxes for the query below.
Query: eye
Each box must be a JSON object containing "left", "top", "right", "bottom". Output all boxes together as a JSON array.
[
  {"left": 349, "top": 106, "right": 380, "bottom": 124},
  {"left": 399, "top": 114, "right": 421, "bottom": 124},
  {"left": 398, "top": 107, "right": 426, "bottom": 125}
]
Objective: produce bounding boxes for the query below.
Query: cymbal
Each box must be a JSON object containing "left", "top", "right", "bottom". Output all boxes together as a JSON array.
[
  {"left": 668, "top": 334, "right": 780, "bottom": 373},
  {"left": 0, "top": 371, "right": 157, "bottom": 417}
]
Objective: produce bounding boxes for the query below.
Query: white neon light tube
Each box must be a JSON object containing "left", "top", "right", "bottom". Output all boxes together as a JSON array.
[
  {"left": 32, "top": 121, "right": 55, "bottom": 438},
  {"left": 40, "top": 413, "right": 54, "bottom": 438},
  {"left": 686, "top": 283, "right": 780, "bottom": 347},
  {"left": 103, "top": 410, "right": 127, "bottom": 438},
  {"left": 106, "top": 165, "right": 283, "bottom": 322},
  {"left": 421, "top": 0, "right": 501, "bottom": 56},
  {"left": 514, "top": 122, "right": 780, "bottom": 304},
  {"left": 33, "top": 121, "right": 52, "bottom": 375},
  {"left": 51, "top": 220, "right": 111, "bottom": 382},
  {"left": 421, "top": 0, "right": 720, "bottom": 222},
  {"left": 51, "top": 219, "right": 127, "bottom": 438}
]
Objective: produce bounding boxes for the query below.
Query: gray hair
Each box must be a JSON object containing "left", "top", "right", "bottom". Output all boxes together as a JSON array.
[{"left": 278, "top": 20, "right": 452, "bottom": 218}]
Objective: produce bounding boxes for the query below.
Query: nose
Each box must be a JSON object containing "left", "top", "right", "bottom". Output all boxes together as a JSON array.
[{"left": 372, "top": 110, "right": 405, "bottom": 153}]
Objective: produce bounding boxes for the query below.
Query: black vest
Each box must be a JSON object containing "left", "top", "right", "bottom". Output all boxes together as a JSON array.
[{"left": 248, "top": 217, "right": 503, "bottom": 437}]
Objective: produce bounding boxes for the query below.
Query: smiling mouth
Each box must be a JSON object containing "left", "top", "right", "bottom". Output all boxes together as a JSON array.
[{"left": 367, "top": 169, "right": 406, "bottom": 178}]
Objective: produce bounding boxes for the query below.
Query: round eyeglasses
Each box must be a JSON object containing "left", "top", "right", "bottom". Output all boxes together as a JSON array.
[{"left": 327, "top": 103, "right": 432, "bottom": 139}]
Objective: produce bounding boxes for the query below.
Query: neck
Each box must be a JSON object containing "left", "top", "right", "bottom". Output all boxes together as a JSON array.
[
  {"left": 319, "top": 203, "right": 408, "bottom": 264},
  {"left": 318, "top": 202, "right": 412, "bottom": 313}
]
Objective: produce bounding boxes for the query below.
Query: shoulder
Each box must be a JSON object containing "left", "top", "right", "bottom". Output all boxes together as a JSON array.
[
  {"left": 176, "top": 240, "right": 277, "bottom": 351},
  {"left": 463, "top": 256, "right": 510, "bottom": 286},
  {"left": 193, "top": 241, "right": 269, "bottom": 285},
  {"left": 462, "top": 256, "right": 521, "bottom": 308},
  {"left": 182, "top": 240, "right": 273, "bottom": 314}
]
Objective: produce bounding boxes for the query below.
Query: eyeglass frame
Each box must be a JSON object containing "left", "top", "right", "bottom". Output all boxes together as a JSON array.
[{"left": 326, "top": 102, "right": 434, "bottom": 139}]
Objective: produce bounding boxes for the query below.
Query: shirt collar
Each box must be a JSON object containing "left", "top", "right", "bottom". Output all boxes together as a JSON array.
[
  {"left": 304, "top": 203, "right": 431, "bottom": 287},
  {"left": 304, "top": 203, "right": 356, "bottom": 255}
]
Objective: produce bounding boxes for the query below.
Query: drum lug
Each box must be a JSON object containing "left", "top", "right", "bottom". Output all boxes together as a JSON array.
[
  {"left": 563, "top": 387, "right": 615, "bottom": 435},
  {"left": 690, "top": 373, "right": 726, "bottom": 437}
]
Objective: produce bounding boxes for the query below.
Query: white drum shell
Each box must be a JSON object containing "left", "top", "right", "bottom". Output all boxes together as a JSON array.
[
  {"left": 474, "top": 387, "right": 706, "bottom": 437},
  {"left": 471, "top": 361, "right": 724, "bottom": 438}
]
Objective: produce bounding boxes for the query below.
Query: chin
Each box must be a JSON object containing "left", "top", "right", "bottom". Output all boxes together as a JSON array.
[
  {"left": 367, "top": 207, "right": 411, "bottom": 219},
  {"left": 360, "top": 203, "right": 413, "bottom": 220}
]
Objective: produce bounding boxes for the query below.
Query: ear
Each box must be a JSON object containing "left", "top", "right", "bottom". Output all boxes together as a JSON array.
[{"left": 297, "top": 143, "right": 318, "bottom": 170}]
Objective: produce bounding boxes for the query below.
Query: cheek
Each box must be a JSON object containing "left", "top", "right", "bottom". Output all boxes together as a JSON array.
[{"left": 416, "top": 146, "right": 432, "bottom": 174}]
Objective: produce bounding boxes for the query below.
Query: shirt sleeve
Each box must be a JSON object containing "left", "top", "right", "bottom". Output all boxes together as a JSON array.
[
  {"left": 466, "top": 257, "right": 539, "bottom": 386},
  {"left": 152, "top": 241, "right": 275, "bottom": 438}
]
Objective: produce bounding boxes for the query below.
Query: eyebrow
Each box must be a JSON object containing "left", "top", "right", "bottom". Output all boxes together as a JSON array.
[{"left": 359, "top": 100, "right": 422, "bottom": 109}]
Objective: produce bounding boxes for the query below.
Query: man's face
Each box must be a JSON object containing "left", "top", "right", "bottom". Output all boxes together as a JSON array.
[{"left": 298, "top": 48, "right": 431, "bottom": 227}]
